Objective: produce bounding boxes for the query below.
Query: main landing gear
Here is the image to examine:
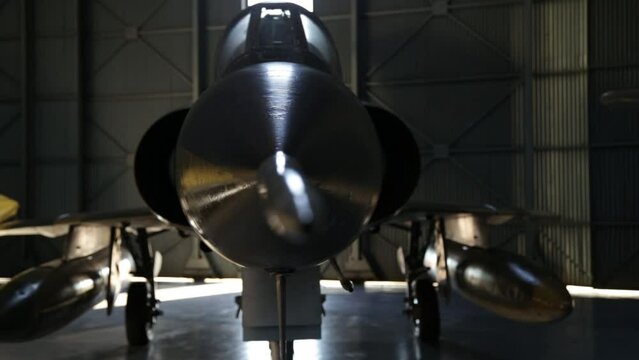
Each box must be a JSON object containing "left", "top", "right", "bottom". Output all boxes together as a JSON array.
[
  {"left": 401, "top": 221, "right": 440, "bottom": 344},
  {"left": 411, "top": 278, "right": 440, "bottom": 344},
  {"left": 123, "top": 229, "right": 162, "bottom": 346},
  {"left": 126, "top": 282, "right": 159, "bottom": 345}
]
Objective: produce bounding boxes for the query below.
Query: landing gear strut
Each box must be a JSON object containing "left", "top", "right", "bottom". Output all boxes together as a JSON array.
[
  {"left": 411, "top": 278, "right": 440, "bottom": 344},
  {"left": 126, "top": 282, "right": 157, "bottom": 345},
  {"left": 124, "top": 228, "right": 162, "bottom": 346},
  {"left": 269, "top": 340, "right": 294, "bottom": 360},
  {"left": 403, "top": 220, "right": 440, "bottom": 344}
]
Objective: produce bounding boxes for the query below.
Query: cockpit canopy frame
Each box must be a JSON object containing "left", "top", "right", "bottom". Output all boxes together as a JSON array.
[{"left": 215, "top": 2, "right": 342, "bottom": 79}]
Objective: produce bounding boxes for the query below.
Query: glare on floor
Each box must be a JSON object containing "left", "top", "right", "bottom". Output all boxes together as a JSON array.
[
  {"left": 566, "top": 285, "right": 639, "bottom": 300},
  {"left": 93, "top": 279, "right": 242, "bottom": 310}
]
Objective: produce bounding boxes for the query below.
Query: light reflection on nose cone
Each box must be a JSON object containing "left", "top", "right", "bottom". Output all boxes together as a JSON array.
[{"left": 176, "top": 62, "right": 383, "bottom": 270}]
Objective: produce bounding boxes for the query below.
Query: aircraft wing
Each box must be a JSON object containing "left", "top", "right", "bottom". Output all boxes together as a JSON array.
[
  {"left": 0, "top": 208, "right": 183, "bottom": 238},
  {"left": 383, "top": 201, "right": 558, "bottom": 226}
]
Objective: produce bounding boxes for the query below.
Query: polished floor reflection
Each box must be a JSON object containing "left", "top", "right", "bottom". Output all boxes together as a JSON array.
[{"left": 0, "top": 281, "right": 637, "bottom": 360}]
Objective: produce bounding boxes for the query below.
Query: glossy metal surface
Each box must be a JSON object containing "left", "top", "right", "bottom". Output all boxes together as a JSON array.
[
  {"left": 443, "top": 214, "right": 488, "bottom": 248},
  {"left": 256, "top": 152, "right": 324, "bottom": 240},
  {"left": 425, "top": 240, "right": 573, "bottom": 322},
  {"left": 64, "top": 225, "right": 111, "bottom": 260},
  {"left": 0, "top": 248, "right": 110, "bottom": 342},
  {"left": 176, "top": 61, "right": 383, "bottom": 270}
]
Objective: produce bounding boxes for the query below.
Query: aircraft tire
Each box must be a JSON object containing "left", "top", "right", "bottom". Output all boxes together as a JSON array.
[
  {"left": 413, "top": 278, "right": 440, "bottom": 344},
  {"left": 126, "top": 282, "right": 154, "bottom": 346}
]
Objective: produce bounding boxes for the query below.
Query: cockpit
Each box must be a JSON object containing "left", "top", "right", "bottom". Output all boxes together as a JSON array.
[{"left": 215, "top": 2, "right": 341, "bottom": 79}]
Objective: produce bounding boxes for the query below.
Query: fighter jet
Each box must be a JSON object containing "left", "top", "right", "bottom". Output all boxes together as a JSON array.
[{"left": 0, "top": 3, "right": 572, "bottom": 360}]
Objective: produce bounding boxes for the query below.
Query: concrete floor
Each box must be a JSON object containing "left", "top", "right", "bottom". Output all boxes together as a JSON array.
[{"left": 0, "top": 282, "right": 638, "bottom": 360}]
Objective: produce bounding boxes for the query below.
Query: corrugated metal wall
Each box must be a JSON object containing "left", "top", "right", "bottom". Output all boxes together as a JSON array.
[
  {"left": 363, "top": 0, "right": 595, "bottom": 286},
  {"left": 361, "top": 0, "right": 598, "bottom": 286},
  {"left": 0, "top": 0, "right": 22, "bottom": 205},
  {"left": 527, "top": 0, "right": 591, "bottom": 285},
  {"left": 0, "top": 0, "right": 78, "bottom": 273},
  {"left": 0, "top": 0, "right": 28, "bottom": 275},
  {"left": 589, "top": 0, "right": 639, "bottom": 289}
]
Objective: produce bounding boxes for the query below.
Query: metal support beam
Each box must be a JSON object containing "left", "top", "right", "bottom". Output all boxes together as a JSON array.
[
  {"left": 140, "top": 38, "right": 193, "bottom": 86},
  {"left": 0, "top": 113, "right": 20, "bottom": 138},
  {"left": 192, "top": 0, "right": 204, "bottom": 102},
  {"left": 366, "top": 15, "right": 432, "bottom": 79},
  {"left": 76, "top": 0, "right": 87, "bottom": 211},
  {"left": 20, "top": 0, "right": 34, "bottom": 217},
  {"left": 349, "top": 0, "right": 359, "bottom": 96},
  {"left": 449, "top": 83, "right": 519, "bottom": 147},
  {"left": 449, "top": 157, "right": 510, "bottom": 206},
  {"left": 523, "top": 0, "right": 536, "bottom": 258},
  {"left": 363, "top": 1, "right": 521, "bottom": 18},
  {"left": 366, "top": 73, "right": 520, "bottom": 87},
  {"left": 448, "top": 13, "right": 512, "bottom": 64}
]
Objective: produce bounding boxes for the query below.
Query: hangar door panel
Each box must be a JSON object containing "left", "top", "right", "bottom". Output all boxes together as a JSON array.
[
  {"left": 361, "top": 1, "right": 520, "bottom": 280},
  {"left": 589, "top": 0, "right": 639, "bottom": 289}
]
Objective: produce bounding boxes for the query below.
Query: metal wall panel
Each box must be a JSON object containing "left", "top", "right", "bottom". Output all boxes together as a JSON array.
[
  {"left": 589, "top": 0, "right": 639, "bottom": 289},
  {"left": 86, "top": 0, "right": 193, "bottom": 212},
  {"left": 0, "top": 0, "right": 26, "bottom": 275},
  {"left": 32, "top": 0, "right": 79, "bottom": 217},
  {"left": 364, "top": 2, "right": 518, "bottom": 205},
  {"left": 362, "top": 1, "right": 522, "bottom": 279},
  {"left": 511, "top": 0, "right": 591, "bottom": 285},
  {"left": 0, "top": 0, "right": 22, "bottom": 204}
]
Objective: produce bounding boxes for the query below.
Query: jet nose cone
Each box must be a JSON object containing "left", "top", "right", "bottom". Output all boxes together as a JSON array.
[{"left": 176, "top": 62, "right": 384, "bottom": 269}]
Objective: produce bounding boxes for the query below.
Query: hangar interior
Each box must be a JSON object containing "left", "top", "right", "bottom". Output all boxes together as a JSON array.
[
  {"left": 1, "top": 0, "right": 638, "bottom": 288},
  {"left": 0, "top": 0, "right": 638, "bottom": 359}
]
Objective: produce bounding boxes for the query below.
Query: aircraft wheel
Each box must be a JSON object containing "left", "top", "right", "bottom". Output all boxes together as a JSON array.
[
  {"left": 126, "top": 282, "right": 154, "bottom": 346},
  {"left": 269, "top": 340, "right": 294, "bottom": 360},
  {"left": 412, "top": 278, "right": 440, "bottom": 344}
]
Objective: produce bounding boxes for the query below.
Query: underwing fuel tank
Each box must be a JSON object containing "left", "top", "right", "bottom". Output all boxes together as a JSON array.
[
  {"left": 0, "top": 248, "right": 111, "bottom": 342},
  {"left": 425, "top": 240, "right": 573, "bottom": 322}
]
